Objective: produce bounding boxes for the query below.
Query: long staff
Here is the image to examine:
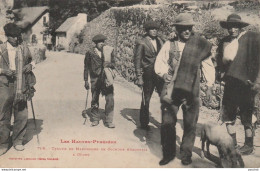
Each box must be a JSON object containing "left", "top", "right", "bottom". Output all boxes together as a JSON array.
[{"left": 30, "top": 99, "right": 40, "bottom": 144}]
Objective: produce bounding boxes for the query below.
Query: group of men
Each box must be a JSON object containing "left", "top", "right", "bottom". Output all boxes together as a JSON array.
[
  {"left": 0, "top": 22, "right": 36, "bottom": 156},
  {"left": 0, "top": 11, "right": 258, "bottom": 167},
  {"left": 84, "top": 12, "right": 260, "bottom": 166}
]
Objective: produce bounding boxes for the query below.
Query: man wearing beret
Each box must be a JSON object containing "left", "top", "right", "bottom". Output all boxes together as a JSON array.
[
  {"left": 0, "top": 23, "right": 35, "bottom": 155},
  {"left": 84, "top": 34, "right": 116, "bottom": 128},
  {"left": 134, "top": 20, "right": 164, "bottom": 129},
  {"left": 216, "top": 13, "right": 260, "bottom": 155},
  {"left": 154, "top": 13, "right": 214, "bottom": 165}
]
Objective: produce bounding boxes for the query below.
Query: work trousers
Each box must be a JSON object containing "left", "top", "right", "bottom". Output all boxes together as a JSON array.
[
  {"left": 0, "top": 82, "right": 28, "bottom": 151},
  {"left": 160, "top": 84, "right": 200, "bottom": 160},
  {"left": 90, "top": 77, "right": 114, "bottom": 124},
  {"left": 140, "top": 66, "right": 164, "bottom": 127},
  {"left": 222, "top": 78, "right": 255, "bottom": 129}
]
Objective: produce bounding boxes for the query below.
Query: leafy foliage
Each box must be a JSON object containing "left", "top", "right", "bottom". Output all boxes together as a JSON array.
[
  {"left": 229, "top": 0, "right": 260, "bottom": 11},
  {"left": 11, "top": 0, "right": 143, "bottom": 44},
  {"left": 69, "top": 4, "right": 260, "bottom": 110}
]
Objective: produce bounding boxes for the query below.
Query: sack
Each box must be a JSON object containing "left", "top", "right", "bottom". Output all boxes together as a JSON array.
[{"left": 104, "top": 68, "right": 116, "bottom": 87}]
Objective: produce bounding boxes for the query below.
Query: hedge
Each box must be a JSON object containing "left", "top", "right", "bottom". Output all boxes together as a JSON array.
[{"left": 70, "top": 4, "right": 260, "bottom": 111}]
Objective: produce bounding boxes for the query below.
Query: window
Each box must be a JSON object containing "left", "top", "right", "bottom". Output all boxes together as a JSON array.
[
  {"left": 43, "top": 16, "right": 48, "bottom": 27},
  {"left": 43, "top": 34, "right": 47, "bottom": 43}
]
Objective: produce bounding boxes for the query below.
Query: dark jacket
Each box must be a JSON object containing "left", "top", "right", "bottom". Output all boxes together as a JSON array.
[
  {"left": 84, "top": 46, "right": 115, "bottom": 81},
  {"left": 216, "top": 31, "right": 260, "bottom": 84},
  {"left": 134, "top": 36, "right": 164, "bottom": 76},
  {"left": 0, "top": 42, "right": 36, "bottom": 99}
]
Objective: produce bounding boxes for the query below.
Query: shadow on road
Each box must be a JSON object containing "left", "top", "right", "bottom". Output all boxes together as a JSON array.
[
  {"left": 120, "top": 108, "right": 220, "bottom": 166},
  {"left": 120, "top": 108, "right": 183, "bottom": 159},
  {"left": 120, "top": 108, "right": 161, "bottom": 128},
  {"left": 23, "top": 119, "right": 43, "bottom": 145}
]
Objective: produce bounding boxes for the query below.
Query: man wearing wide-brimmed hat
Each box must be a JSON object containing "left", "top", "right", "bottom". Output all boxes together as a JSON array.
[
  {"left": 0, "top": 23, "right": 35, "bottom": 156},
  {"left": 134, "top": 20, "right": 164, "bottom": 129},
  {"left": 154, "top": 13, "right": 214, "bottom": 165},
  {"left": 216, "top": 13, "right": 260, "bottom": 155},
  {"left": 84, "top": 34, "right": 116, "bottom": 128}
]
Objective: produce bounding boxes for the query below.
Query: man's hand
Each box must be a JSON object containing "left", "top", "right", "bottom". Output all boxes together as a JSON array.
[
  {"left": 205, "top": 86, "right": 213, "bottom": 101},
  {"left": 163, "top": 73, "right": 172, "bottom": 83},
  {"left": 135, "top": 75, "right": 144, "bottom": 87},
  {"left": 247, "top": 80, "right": 260, "bottom": 93},
  {"left": 14, "top": 92, "right": 26, "bottom": 104},
  {"left": 1, "top": 69, "right": 15, "bottom": 77},
  {"left": 85, "top": 81, "right": 90, "bottom": 90},
  {"left": 168, "top": 31, "right": 177, "bottom": 40},
  {"left": 252, "top": 83, "right": 260, "bottom": 92},
  {"left": 23, "top": 64, "right": 33, "bottom": 73},
  {"left": 104, "top": 62, "right": 113, "bottom": 68}
]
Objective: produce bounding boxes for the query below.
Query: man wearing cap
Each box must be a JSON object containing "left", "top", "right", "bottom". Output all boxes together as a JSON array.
[
  {"left": 134, "top": 20, "right": 164, "bottom": 129},
  {"left": 84, "top": 34, "right": 116, "bottom": 128},
  {"left": 216, "top": 13, "right": 260, "bottom": 155},
  {"left": 0, "top": 23, "right": 35, "bottom": 155},
  {"left": 154, "top": 13, "right": 214, "bottom": 165}
]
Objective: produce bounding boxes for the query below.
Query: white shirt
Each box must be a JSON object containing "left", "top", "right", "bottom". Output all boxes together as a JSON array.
[
  {"left": 222, "top": 31, "right": 246, "bottom": 64},
  {"left": 95, "top": 48, "right": 102, "bottom": 58},
  {"left": 154, "top": 40, "right": 215, "bottom": 87},
  {"left": 150, "top": 39, "right": 157, "bottom": 52},
  {"left": 177, "top": 41, "right": 185, "bottom": 54}
]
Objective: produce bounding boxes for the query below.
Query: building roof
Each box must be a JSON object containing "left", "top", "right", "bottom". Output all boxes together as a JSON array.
[
  {"left": 13, "top": 6, "right": 49, "bottom": 26},
  {"left": 56, "top": 17, "right": 77, "bottom": 33}
]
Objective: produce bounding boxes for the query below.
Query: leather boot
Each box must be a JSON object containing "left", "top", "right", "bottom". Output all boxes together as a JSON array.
[
  {"left": 240, "top": 137, "right": 254, "bottom": 155},
  {"left": 159, "top": 155, "right": 175, "bottom": 166}
]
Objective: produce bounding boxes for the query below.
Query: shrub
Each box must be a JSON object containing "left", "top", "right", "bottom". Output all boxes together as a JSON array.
[
  {"left": 229, "top": 0, "right": 260, "bottom": 11},
  {"left": 70, "top": 5, "right": 228, "bottom": 84},
  {"left": 29, "top": 45, "right": 46, "bottom": 64},
  {"left": 69, "top": 4, "right": 260, "bottom": 109},
  {"left": 56, "top": 44, "right": 65, "bottom": 51}
]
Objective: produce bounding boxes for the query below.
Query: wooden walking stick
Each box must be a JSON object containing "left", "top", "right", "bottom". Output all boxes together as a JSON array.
[
  {"left": 30, "top": 99, "right": 40, "bottom": 144},
  {"left": 217, "top": 82, "right": 224, "bottom": 124},
  {"left": 82, "top": 89, "right": 89, "bottom": 125}
]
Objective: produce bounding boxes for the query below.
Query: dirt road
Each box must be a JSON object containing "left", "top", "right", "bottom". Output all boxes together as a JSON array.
[{"left": 1, "top": 51, "right": 259, "bottom": 168}]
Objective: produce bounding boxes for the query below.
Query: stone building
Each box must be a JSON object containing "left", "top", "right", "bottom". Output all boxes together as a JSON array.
[{"left": 55, "top": 13, "right": 87, "bottom": 50}]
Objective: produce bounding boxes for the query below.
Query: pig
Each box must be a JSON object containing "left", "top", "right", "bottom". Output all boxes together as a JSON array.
[{"left": 200, "top": 121, "right": 244, "bottom": 168}]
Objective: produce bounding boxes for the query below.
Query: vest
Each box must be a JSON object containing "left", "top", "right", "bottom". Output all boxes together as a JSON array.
[
  {"left": 168, "top": 41, "right": 181, "bottom": 76},
  {"left": 0, "top": 42, "right": 36, "bottom": 92}
]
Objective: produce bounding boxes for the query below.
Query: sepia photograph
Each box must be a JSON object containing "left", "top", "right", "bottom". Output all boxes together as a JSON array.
[{"left": 0, "top": 0, "right": 260, "bottom": 169}]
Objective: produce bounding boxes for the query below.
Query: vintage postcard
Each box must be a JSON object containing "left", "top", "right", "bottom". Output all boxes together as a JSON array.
[{"left": 0, "top": 0, "right": 259, "bottom": 168}]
